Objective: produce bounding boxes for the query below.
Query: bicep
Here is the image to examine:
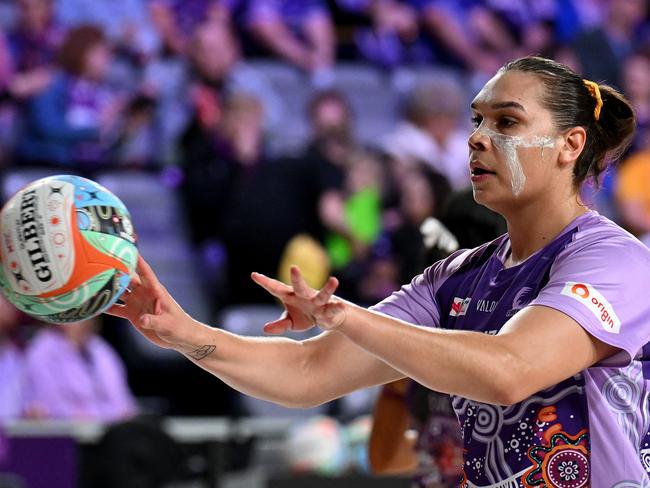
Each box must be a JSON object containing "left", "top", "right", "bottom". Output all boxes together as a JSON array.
[
  {"left": 304, "top": 330, "right": 404, "bottom": 405},
  {"left": 495, "top": 305, "right": 619, "bottom": 399}
]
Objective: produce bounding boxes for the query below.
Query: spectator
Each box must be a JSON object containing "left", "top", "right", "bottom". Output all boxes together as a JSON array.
[
  {"left": 622, "top": 50, "right": 650, "bottom": 150},
  {"left": 0, "top": 33, "right": 15, "bottom": 169},
  {"left": 303, "top": 89, "right": 355, "bottom": 171},
  {"left": 324, "top": 148, "right": 397, "bottom": 304},
  {"left": 337, "top": 0, "right": 424, "bottom": 69},
  {"left": 56, "top": 0, "right": 159, "bottom": 59},
  {"left": 438, "top": 187, "right": 507, "bottom": 253},
  {"left": 0, "top": 295, "right": 24, "bottom": 422},
  {"left": 0, "top": 33, "right": 10, "bottom": 92},
  {"left": 243, "top": 0, "right": 336, "bottom": 86},
  {"left": 149, "top": 0, "right": 227, "bottom": 55},
  {"left": 296, "top": 90, "right": 353, "bottom": 242},
  {"left": 572, "top": 0, "right": 648, "bottom": 88},
  {"left": 5, "top": 0, "right": 62, "bottom": 99},
  {"left": 179, "top": 90, "right": 262, "bottom": 248},
  {"left": 16, "top": 25, "right": 125, "bottom": 173},
  {"left": 599, "top": 51, "right": 650, "bottom": 229},
  {"left": 475, "top": 0, "right": 557, "bottom": 58},
  {"left": 151, "top": 18, "right": 285, "bottom": 167},
  {"left": 615, "top": 148, "right": 650, "bottom": 244},
  {"left": 416, "top": 0, "right": 503, "bottom": 75},
  {"left": 326, "top": 148, "right": 385, "bottom": 271},
  {"left": 182, "top": 92, "right": 331, "bottom": 306},
  {"left": 382, "top": 78, "right": 470, "bottom": 190},
  {"left": 23, "top": 317, "right": 137, "bottom": 421},
  {"left": 388, "top": 164, "right": 451, "bottom": 284},
  {"left": 189, "top": 19, "right": 285, "bottom": 132}
]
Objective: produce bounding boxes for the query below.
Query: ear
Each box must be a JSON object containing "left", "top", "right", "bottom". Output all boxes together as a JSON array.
[{"left": 558, "top": 126, "right": 587, "bottom": 167}]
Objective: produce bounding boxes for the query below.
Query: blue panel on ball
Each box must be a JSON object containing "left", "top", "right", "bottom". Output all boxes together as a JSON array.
[{"left": 53, "top": 175, "right": 128, "bottom": 212}]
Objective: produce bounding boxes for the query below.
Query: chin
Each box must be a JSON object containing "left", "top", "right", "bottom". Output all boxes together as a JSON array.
[{"left": 471, "top": 186, "right": 511, "bottom": 214}]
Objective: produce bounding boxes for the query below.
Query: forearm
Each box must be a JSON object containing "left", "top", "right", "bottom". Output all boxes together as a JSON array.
[
  {"left": 177, "top": 321, "right": 314, "bottom": 408},
  {"left": 422, "top": 9, "right": 476, "bottom": 67},
  {"left": 337, "top": 303, "right": 519, "bottom": 405},
  {"left": 304, "top": 16, "right": 335, "bottom": 66},
  {"left": 251, "top": 22, "right": 312, "bottom": 69}
]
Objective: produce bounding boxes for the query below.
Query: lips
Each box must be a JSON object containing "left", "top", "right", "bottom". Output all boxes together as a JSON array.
[{"left": 470, "top": 160, "right": 496, "bottom": 177}]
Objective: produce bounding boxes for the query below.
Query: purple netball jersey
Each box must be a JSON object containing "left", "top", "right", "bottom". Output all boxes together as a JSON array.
[{"left": 372, "top": 211, "right": 650, "bottom": 487}]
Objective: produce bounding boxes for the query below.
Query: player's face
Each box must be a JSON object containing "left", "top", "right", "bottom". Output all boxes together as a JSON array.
[{"left": 468, "top": 70, "right": 564, "bottom": 212}]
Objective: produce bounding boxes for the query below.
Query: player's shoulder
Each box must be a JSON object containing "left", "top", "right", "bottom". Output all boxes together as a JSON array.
[{"left": 561, "top": 211, "right": 650, "bottom": 266}]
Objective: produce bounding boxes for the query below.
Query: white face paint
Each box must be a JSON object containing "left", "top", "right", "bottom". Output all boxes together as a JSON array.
[{"left": 476, "top": 126, "right": 555, "bottom": 197}]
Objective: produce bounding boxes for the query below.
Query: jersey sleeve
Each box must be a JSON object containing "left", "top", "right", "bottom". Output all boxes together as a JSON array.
[
  {"left": 530, "top": 232, "right": 650, "bottom": 363},
  {"left": 369, "top": 248, "right": 470, "bottom": 327}
]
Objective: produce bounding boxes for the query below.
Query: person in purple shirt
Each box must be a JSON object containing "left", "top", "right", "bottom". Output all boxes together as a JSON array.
[
  {"left": 17, "top": 25, "right": 126, "bottom": 172},
  {"left": 0, "top": 295, "right": 24, "bottom": 422},
  {"left": 110, "top": 56, "right": 648, "bottom": 486},
  {"left": 22, "top": 317, "right": 136, "bottom": 421}
]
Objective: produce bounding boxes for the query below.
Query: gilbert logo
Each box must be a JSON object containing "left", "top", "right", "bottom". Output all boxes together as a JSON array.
[
  {"left": 450, "top": 297, "right": 471, "bottom": 317},
  {"left": 561, "top": 282, "right": 621, "bottom": 333}
]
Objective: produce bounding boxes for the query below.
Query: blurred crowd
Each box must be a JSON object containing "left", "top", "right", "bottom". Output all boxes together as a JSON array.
[
  {"left": 1, "top": 0, "right": 650, "bottom": 450},
  {"left": 2, "top": 0, "right": 650, "bottom": 485}
]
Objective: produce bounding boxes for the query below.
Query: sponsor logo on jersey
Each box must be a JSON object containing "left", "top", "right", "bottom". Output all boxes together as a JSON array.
[
  {"left": 450, "top": 297, "right": 471, "bottom": 317},
  {"left": 506, "top": 286, "right": 534, "bottom": 317},
  {"left": 561, "top": 282, "right": 621, "bottom": 333},
  {"left": 476, "top": 299, "right": 498, "bottom": 313}
]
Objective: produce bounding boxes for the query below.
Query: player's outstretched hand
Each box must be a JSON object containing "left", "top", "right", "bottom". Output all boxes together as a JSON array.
[
  {"left": 251, "top": 266, "right": 346, "bottom": 334},
  {"left": 107, "top": 255, "right": 197, "bottom": 352}
]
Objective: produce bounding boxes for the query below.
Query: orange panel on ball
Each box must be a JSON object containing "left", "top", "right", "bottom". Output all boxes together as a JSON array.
[{"left": 38, "top": 205, "right": 128, "bottom": 299}]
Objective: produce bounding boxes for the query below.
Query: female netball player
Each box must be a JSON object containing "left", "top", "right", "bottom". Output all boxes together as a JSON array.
[{"left": 111, "top": 57, "right": 650, "bottom": 486}]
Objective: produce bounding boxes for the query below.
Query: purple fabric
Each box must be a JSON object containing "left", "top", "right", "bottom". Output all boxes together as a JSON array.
[
  {"left": 245, "top": 0, "right": 329, "bottom": 30},
  {"left": 0, "top": 429, "right": 7, "bottom": 465},
  {"left": 372, "top": 211, "right": 650, "bottom": 486},
  {"left": 65, "top": 77, "right": 112, "bottom": 165},
  {"left": 7, "top": 25, "right": 62, "bottom": 72},
  {"left": 0, "top": 342, "right": 24, "bottom": 422},
  {"left": 23, "top": 329, "right": 136, "bottom": 421},
  {"left": 3, "top": 436, "right": 77, "bottom": 488},
  {"left": 152, "top": 0, "right": 218, "bottom": 37}
]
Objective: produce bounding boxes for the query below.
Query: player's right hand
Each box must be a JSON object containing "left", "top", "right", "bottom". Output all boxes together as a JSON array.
[{"left": 107, "top": 255, "right": 198, "bottom": 352}]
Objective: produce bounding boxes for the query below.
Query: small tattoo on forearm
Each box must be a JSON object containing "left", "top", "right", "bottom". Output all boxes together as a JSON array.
[{"left": 186, "top": 345, "right": 216, "bottom": 361}]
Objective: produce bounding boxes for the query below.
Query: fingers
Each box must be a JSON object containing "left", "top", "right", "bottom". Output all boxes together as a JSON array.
[
  {"left": 105, "top": 303, "right": 128, "bottom": 318},
  {"left": 290, "top": 266, "right": 313, "bottom": 298},
  {"left": 251, "top": 272, "right": 292, "bottom": 298},
  {"left": 136, "top": 255, "right": 159, "bottom": 286},
  {"left": 313, "top": 276, "right": 339, "bottom": 306},
  {"left": 129, "top": 272, "right": 142, "bottom": 288},
  {"left": 263, "top": 317, "right": 293, "bottom": 335}
]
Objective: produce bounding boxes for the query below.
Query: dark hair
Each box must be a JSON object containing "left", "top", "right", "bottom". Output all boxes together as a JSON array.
[
  {"left": 441, "top": 188, "right": 507, "bottom": 249},
  {"left": 501, "top": 56, "right": 636, "bottom": 188},
  {"left": 57, "top": 24, "right": 106, "bottom": 76}
]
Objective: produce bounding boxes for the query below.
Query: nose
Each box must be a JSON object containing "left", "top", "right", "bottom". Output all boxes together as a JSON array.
[{"left": 468, "top": 128, "right": 490, "bottom": 152}]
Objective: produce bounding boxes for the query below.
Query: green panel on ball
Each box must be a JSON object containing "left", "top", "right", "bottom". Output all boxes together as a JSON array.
[
  {"left": 81, "top": 230, "right": 138, "bottom": 271},
  {"left": 0, "top": 267, "right": 114, "bottom": 317}
]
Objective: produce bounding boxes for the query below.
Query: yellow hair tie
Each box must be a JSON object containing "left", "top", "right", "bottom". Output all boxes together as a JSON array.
[{"left": 583, "top": 79, "right": 603, "bottom": 121}]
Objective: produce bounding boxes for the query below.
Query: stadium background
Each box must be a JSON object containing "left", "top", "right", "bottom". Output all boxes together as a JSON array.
[{"left": 0, "top": 0, "right": 649, "bottom": 486}]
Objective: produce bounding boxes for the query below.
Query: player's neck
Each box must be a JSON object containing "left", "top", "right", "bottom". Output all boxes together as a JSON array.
[{"left": 504, "top": 199, "right": 588, "bottom": 266}]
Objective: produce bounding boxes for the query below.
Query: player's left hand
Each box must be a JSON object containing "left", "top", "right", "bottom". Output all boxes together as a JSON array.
[{"left": 251, "top": 266, "right": 347, "bottom": 335}]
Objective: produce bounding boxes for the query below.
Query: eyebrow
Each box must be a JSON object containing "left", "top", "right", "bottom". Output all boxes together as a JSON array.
[{"left": 470, "top": 101, "right": 527, "bottom": 112}]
